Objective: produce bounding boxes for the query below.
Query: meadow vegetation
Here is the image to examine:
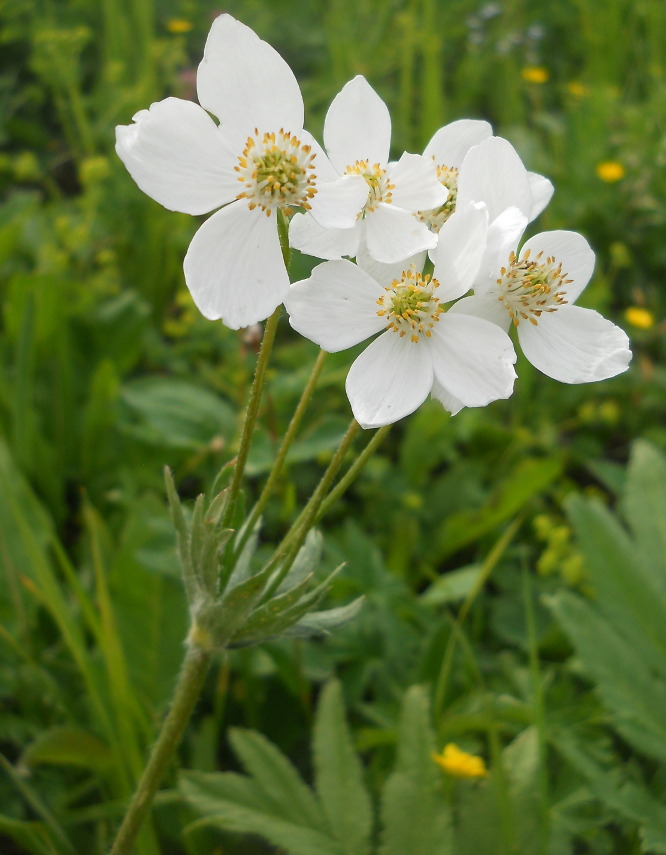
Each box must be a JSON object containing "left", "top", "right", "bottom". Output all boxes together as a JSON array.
[{"left": 1, "top": 0, "right": 666, "bottom": 853}]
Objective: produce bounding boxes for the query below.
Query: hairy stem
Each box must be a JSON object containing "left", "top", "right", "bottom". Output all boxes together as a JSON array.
[
  {"left": 108, "top": 646, "right": 211, "bottom": 855},
  {"left": 221, "top": 306, "right": 281, "bottom": 531},
  {"left": 314, "top": 424, "right": 390, "bottom": 524},
  {"left": 263, "top": 418, "right": 361, "bottom": 598},
  {"left": 234, "top": 349, "right": 328, "bottom": 559}
]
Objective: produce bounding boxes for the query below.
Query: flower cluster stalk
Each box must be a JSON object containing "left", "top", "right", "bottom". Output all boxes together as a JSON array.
[
  {"left": 263, "top": 418, "right": 361, "bottom": 599},
  {"left": 233, "top": 348, "right": 328, "bottom": 560},
  {"left": 314, "top": 424, "right": 391, "bottom": 524},
  {"left": 221, "top": 305, "right": 281, "bottom": 531}
]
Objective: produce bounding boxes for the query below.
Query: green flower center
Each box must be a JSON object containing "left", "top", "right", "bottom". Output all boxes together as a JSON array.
[{"left": 376, "top": 264, "right": 443, "bottom": 342}]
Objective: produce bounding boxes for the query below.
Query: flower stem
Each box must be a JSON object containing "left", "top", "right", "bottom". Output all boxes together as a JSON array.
[
  {"left": 314, "top": 424, "right": 390, "bottom": 524},
  {"left": 263, "top": 418, "right": 361, "bottom": 599},
  {"left": 433, "top": 516, "right": 522, "bottom": 722},
  {"left": 234, "top": 349, "right": 328, "bottom": 559},
  {"left": 108, "top": 645, "right": 211, "bottom": 855},
  {"left": 221, "top": 306, "right": 281, "bottom": 530}
]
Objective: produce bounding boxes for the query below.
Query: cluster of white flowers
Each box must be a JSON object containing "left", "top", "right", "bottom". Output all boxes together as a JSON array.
[{"left": 116, "top": 14, "right": 631, "bottom": 429}]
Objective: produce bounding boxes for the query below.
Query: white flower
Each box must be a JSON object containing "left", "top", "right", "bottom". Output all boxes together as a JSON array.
[
  {"left": 417, "top": 121, "right": 554, "bottom": 233},
  {"left": 115, "top": 14, "right": 367, "bottom": 330},
  {"left": 451, "top": 208, "right": 632, "bottom": 383},
  {"left": 289, "top": 76, "right": 448, "bottom": 264},
  {"left": 284, "top": 202, "right": 517, "bottom": 428}
]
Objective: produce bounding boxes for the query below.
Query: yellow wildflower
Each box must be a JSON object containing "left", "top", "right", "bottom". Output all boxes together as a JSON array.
[
  {"left": 167, "top": 19, "right": 193, "bottom": 34},
  {"left": 521, "top": 66, "right": 549, "bottom": 84},
  {"left": 567, "top": 81, "right": 588, "bottom": 98},
  {"left": 625, "top": 307, "right": 655, "bottom": 330},
  {"left": 596, "top": 161, "right": 625, "bottom": 182},
  {"left": 432, "top": 744, "right": 488, "bottom": 778}
]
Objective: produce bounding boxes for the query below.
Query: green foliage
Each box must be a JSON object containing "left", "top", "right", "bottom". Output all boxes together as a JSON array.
[{"left": 1, "top": 0, "right": 666, "bottom": 853}]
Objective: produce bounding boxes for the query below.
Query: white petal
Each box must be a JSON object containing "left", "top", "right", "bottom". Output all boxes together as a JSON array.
[
  {"left": 449, "top": 292, "right": 511, "bottom": 331},
  {"left": 431, "top": 379, "right": 464, "bottom": 416},
  {"left": 474, "top": 206, "right": 527, "bottom": 294},
  {"left": 346, "top": 333, "right": 433, "bottom": 428},
  {"left": 428, "top": 313, "right": 516, "bottom": 407},
  {"left": 307, "top": 174, "right": 368, "bottom": 229},
  {"left": 517, "top": 305, "right": 631, "bottom": 384},
  {"left": 432, "top": 201, "right": 489, "bottom": 302},
  {"left": 323, "top": 76, "right": 391, "bottom": 175},
  {"left": 196, "top": 15, "right": 304, "bottom": 153},
  {"left": 299, "top": 130, "right": 340, "bottom": 183},
  {"left": 520, "top": 230, "right": 595, "bottom": 304},
  {"left": 457, "top": 136, "right": 532, "bottom": 223},
  {"left": 423, "top": 119, "right": 493, "bottom": 167},
  {"left": 289, "top": 213, "right": 361, "bottom": 260},
  {"left": 285, "top": 260, "right": 384, "bottom": 352},
  {"left": 388, "top": 152, "right": 448, "bottom": 211},
  {"left": 365, "top": 204, "right": 437, "bottom": 263},
  {"left": 357, "top": 239, "right": 427, "bottom": 289},
  {"left": 115, "top": 98, "right": 238, "bottom": 215},
  {"left": 528, "top": 171, "right": 554, "bottom": 221},
  {"left": 183, "top": 202, "right": 288, "bottom": 329}
]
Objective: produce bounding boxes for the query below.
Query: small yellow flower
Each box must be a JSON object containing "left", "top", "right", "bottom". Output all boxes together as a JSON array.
[
  {"left": 596, "top": 161, "right": 625, "bottom": 182},
  {"left": 567, "top": 81, "right": 588, "bottom": 98},
  {"left": 625, "top": 307, "right": 655, "bottom": 329},
  {"left": 167, "top": 18, "right": 193, "bottom": 34},
  {"left": 522, "top": 66, "right": 549, "bottom": 84},
  {"left": 432, "top": 744, "right": 488, "bottom": 778}
]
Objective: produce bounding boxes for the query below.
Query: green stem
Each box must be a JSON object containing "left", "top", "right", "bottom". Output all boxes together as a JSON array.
[
  {"left": 263, "top": 418, "right": 361, "bottom": 599},
  {"left": 108, "top": 646, "right": 211, "bottom": 855},
  {"left": 234, "top": 349, "right": 328, "bottom": 559},
  {"left": 221, "top": 306, "right": 281, "bottom": 530},
  {"left": 433, "top": 516, "right": 523, "bottom": 721},
  {"left": 522, "top": 560, "right": 550, "bottom": 853},
  {"left": 314, "top": 424, "right": 390, "bottom": 524}
]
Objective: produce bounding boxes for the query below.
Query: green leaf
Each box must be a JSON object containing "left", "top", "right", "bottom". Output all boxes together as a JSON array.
[
  {"left": 547, "top": 590, "right": 666, "bottom": 763},
  {"left": 433, "top": 457, "right": 562, "bottom": 560},
  {"left": 379, "top": 685, "right": 452, "bottom": 855},
  {"left": 419, "top": 565, "right": 482, "bottom": 606},
  {"left": 119, "top": 377, "right": 235, "bottom": 449},
  {"left": 228, "top": 728, "right": 329, "bottom": 833},
  {"left": 556, "top": 734, "right": 666, "bottom": 853},
  {"left": 0, "top": 815, "right": 61, "bottom": 855},
  {"left": 181, "top": 770, "right": 343, "bottom": 855},
  {"left": 565, "top": 493, "right": 666, "bottom": 680},
  {"left": 502, "top": 727, "right": 541, "bottom": 855},
  {"left": 623, "top": 440, "right": 666, "bottom": 598},
  {"left": 22, "top": 727, "right": 114, "bottom": 772},
  {"left": 313, "top": 680, "right": 372, "bottom": 855}
]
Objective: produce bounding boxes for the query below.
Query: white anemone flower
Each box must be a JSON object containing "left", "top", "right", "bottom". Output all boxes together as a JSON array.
[
  {"left": 289, "top": 76, "right": 448, "bottom": 264},
  {"left": 417, "top": 120, "right": 554, "bottom": 233},
  {"left": 451, "top": 207, "right": 632, "bottom": 384},
  {"left": 115, "top": 14, "right": 368, "bottom": 330},
  {"left": 285, "top": 202, "right": 517, "bottom": 428}
]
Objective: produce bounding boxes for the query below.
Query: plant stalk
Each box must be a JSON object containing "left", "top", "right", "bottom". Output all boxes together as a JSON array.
[
  {"left": 314, "top": 424, "right": 390, "bottom": 524},
  {"left": 263, "top": 418, "right": 361, "bottom": 599},
  {"left": 221, "top": 306, "right": 281, "bottom": 530},
  {"left": 108, "top": 645, "right": 211, "bottom": 855},
  {"left": 234, "top": 349, "right": 328, "bottom": 559}
]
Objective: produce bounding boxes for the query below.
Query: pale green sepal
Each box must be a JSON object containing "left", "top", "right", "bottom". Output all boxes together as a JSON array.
[
  {"left": 164, "top": 466, "right": 197, "bottom": 604},
  {"left": 229, "top": 571, "right": 316, "bottom": 645},
  {"left": 277, "top": 529, "right": 323, "bottom": 594},
  {"left": 284, "top": 597, "right": 365, "bottom": 639},
  {"left": 227, "top": 519, "right": 262, "bottom": 589},
  {"left": 195, "top": 561, "right": 274, "bottom": 648}
]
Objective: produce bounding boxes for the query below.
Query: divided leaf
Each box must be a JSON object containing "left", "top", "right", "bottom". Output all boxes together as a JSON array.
[
  {"left": 379, "top": 685, "right": 452, "bottom": 855},
  {"left": 313, "top": 680, "right": 373, "bottom": 855}
]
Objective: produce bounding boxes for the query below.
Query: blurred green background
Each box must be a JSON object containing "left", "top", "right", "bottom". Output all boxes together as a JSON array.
[{"left": 1, "top": 0, "right": 666, "bottom": 853}]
